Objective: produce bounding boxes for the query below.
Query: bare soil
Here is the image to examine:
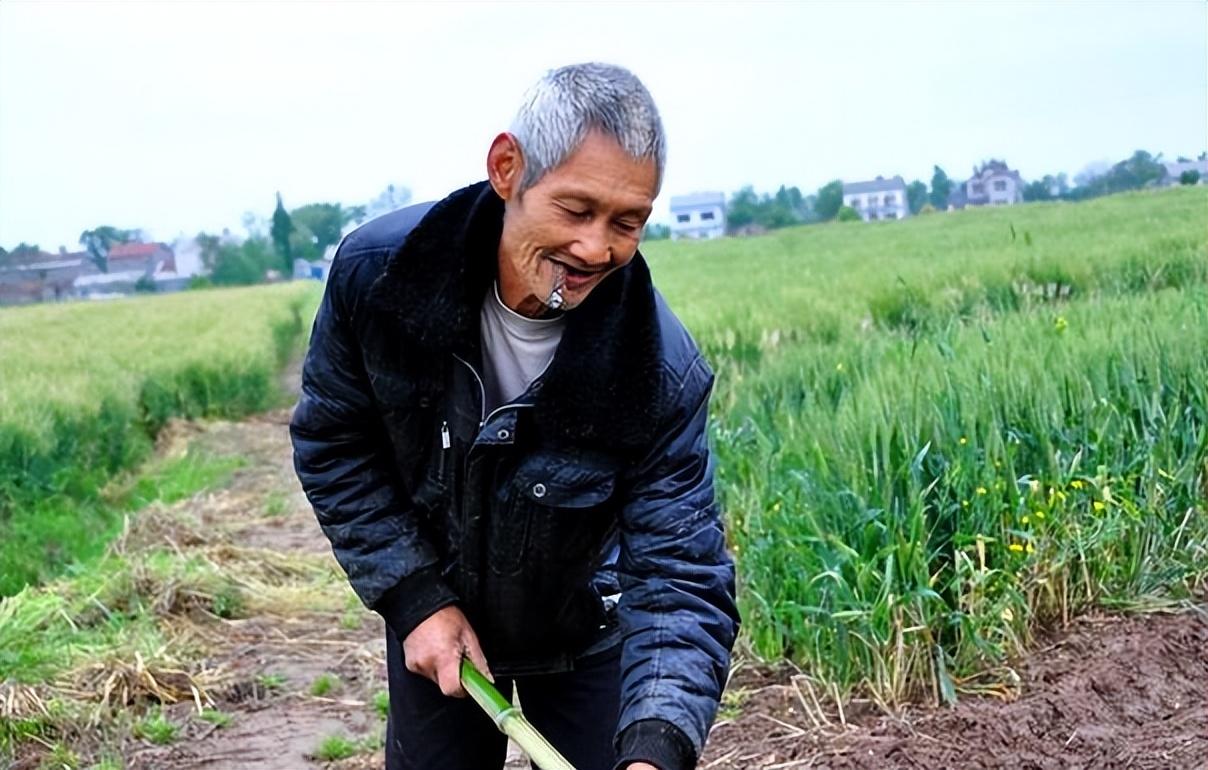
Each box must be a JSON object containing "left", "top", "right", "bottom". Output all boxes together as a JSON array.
[
  {"left": 702, "top": 610, "right": 1208, "bottom": 769},
  {"left": 22, "top": 391, "right": 1204, "bottom": 769}
]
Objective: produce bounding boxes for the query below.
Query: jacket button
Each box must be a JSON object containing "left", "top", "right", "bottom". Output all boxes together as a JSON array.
[
  {"left": 497, "top": 428, "right": 511, "bottom": 440},
  {"left": 532, "top": 482, "right": 547, "bottom": 498}
]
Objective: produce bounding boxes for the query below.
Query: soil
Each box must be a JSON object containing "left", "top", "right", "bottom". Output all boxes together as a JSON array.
[
  {"left": 17, "top": 370, "right": 1206, "bottom": 769},
  {"left": 701, "top": 610, "right": 1208, "bottom": 769}
]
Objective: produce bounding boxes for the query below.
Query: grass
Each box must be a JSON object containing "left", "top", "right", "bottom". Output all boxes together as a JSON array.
[
  {"left": 309, "top": 673, "right": 339, "bottom": 697},
  {"left": 645, "top": 186, "right": 1208, "bottom": 704},
  {"left": 0, "top": 281, "right": 320, "bottom": 595},
  {"left": 313, "top": 734, "right": 359, "bottom": 761},
  {"left": 198, "top": 709, "right": 233, "bottom": 729},
  {"left": 131, "top": 709, "right": 177, "bottom": 745}
]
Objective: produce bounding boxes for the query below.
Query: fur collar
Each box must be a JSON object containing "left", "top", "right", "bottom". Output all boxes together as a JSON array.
[{"left": 366, "top": 181, "right": 665, "bottom": 456}]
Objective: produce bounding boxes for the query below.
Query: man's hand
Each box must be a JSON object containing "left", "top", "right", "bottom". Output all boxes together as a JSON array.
[{"left": 402, "top": 605, "right": 491, "bottom": 697}]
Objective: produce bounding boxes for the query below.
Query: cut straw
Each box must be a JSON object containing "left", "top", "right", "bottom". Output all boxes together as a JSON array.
[{"left": 460, "top": 658, "right": 577, "bottom": 770}]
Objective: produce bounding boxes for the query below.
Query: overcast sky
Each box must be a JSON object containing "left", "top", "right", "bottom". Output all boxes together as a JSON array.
[{"left": 1, "top": 1, "right": 1204, "bottom": 250}]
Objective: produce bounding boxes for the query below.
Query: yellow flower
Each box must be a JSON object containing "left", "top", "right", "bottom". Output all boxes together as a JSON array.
[
  {"left": 1054, "top": 315, "right": 1068, "bottom": 333},
  {"left": 962, "top": 500, "right": 969, "bottom": 508},
  {"left": 1071, "top": 480, "right": 1084, "bottom": 490},
  {"left": 976, "top": 486, "right": 988, "bottom": 496},
  {"left": 1021, "top": 515, "right": 1030, "bottom": 524},
  {"left": 1093, "top": 501, "right": 1106, "bottom": 512},
  {"left": 959, "top": 437, "right": 967, "bottom": 445},
  {"left": 1035, "top": 511, "right": 1046, "bottom": 520},
  {"left": 1026, "top": 543, "right": 1035, "bottom": 554},
  {"left": 1008, "top": 543, "right": 1024, "bottom": 553},
  {"left": 1029, "top": 480, "right": 1040, "bottom": 493},
  {"left": 1056, "top": 491, "right": 1067, "bottom": 503},
  {"left": 836, "top": 362, "right": 845, "bottom": 372},
  {"left": 772, "top": 501, "right": 781, "bottom": 512}
]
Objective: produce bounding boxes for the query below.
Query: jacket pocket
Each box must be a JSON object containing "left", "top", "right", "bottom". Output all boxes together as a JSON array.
[{"left": 488, "top": 452, "right": 617, "bottom": 577}]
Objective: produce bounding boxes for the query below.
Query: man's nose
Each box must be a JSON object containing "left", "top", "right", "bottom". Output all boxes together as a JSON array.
[{"left": 569, "top": 222, "right": 613, "bottom": 268}]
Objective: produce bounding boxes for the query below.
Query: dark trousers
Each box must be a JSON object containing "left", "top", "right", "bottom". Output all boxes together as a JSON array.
[{"left": 384, "top": 628, "right": 622, "bottom": 770}]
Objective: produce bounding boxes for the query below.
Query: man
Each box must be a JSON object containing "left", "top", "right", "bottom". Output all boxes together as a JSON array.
[{"left": 290, "top": 63, "right": 738, "bottom": 770}]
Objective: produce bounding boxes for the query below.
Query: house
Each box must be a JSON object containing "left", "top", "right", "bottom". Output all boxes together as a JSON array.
[
  {"left": 0, "top": 249, "right": 92, "bottom": 305},
  {"left": 669, "top": 192, "right": 726, "bottom": 240},
  {"left": 1160, "top": 159, "right": 1207, "bottom": 186},
  {"left": 74, "top": 242, "right": 179, "bottom": 299},
  {"left": 105, "top": 242, "right": 176, "bottom": 274},
  {"left": 955, "top": 160, "right": 1024, "bottom": 208},
  {"left": 842, "top": 176, "right": 909, "bottom": 221}
]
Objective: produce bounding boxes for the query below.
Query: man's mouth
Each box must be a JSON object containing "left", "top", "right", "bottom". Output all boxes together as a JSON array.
[{"left": 547, "top": 258, "right": 604, "bottom": 288}]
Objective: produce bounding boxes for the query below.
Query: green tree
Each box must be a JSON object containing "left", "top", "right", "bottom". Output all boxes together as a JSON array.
[
  {"left": 290, "top": 203, "right": 363, "bottom": 261},
  {"left": 270, "top": 192, "right": 295, "bottom": 274},
  {"left": 905, "top": 180, "right": 928, "bottom": 214},
  {"left": 836, "top": 205, "right": 861, "bottom": 222},
  {"left": 814, "top": 180, "right": 844, "bottom": 221},
  {"left": 211, "top": 238, "right": 277, "bottom": 286},
  {"left": 195, "top": 233, "right": 222, "bottom": 272},
  {"left": 1179, "top": 170, "right": 1200, "bottom": 185},
  {"left": 78, "top": 226, "right": 138, "bottom": 273},
  {"left": 642, "top": 223, "right": 671, "bottom": 240},
  {"left": 928, "top": 166, "right": 952, "bottom": 209}
]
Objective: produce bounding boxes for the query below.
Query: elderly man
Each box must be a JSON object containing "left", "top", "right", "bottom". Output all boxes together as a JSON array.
[{"left": 290, "top": 63, "right": 738, "bottom": 770}]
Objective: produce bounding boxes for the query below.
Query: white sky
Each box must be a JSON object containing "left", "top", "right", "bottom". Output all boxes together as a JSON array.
[{"left": 1, "top": 1, "right": 1205, "bottom": 250}]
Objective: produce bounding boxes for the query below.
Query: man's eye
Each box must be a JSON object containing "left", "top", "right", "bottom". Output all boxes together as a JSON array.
[
  {"left": 615, "top": 220, "right": 640, "bottom": 234},
  {"left": 562, "top": 207, "right": 591, "bottom": 220}
]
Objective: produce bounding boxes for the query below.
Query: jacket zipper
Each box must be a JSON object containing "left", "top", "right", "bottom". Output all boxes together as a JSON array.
[
  {"left": 452, "top": 353, "right": 536, "bottom": 429},
  {"left": 440, "top": 421, "right": 451, "bottom": 450}
]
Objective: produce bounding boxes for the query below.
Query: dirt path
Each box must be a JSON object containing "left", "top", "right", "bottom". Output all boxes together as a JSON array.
[
  {"left": 93, "top": 404, "right": 1206, "bottom": 769},
  {"left": 116, "top": 409, "right": 533, "bottom": 770}
]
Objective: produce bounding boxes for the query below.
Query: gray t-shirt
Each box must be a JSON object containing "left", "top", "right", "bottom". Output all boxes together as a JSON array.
[{"left": 479, "top": 283, "right": 565, "bottom": 413}]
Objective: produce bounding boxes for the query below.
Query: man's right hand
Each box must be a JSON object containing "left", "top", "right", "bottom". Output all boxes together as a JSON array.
[{"left": 402, "top": 605, "right": 492, "bottom": 698}]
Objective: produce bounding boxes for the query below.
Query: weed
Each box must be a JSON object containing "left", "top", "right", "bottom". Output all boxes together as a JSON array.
[
  {"left": 314, "top": 734, "right": 359, "bottom": 761},
  {"left": 309, "top": 673, "right": 339, "bottom": 697},
  {"left": 132, "top": 709, "right": 177, "bottom": 745}
]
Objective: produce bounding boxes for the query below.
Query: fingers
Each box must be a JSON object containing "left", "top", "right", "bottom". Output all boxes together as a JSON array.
[
  {"left": 461, "top": 630, "right": 493, "bottom": 684},
  {"left": 436, "top": 653, "right": 467, "bottom": 698}
]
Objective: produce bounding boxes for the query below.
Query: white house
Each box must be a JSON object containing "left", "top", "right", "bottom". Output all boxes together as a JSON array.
[
  {"left": 842, "top": 176, "right": 909, "bottom": 221},
  {"left": 669, "top": 192, "right": 726, "bottom": 240},
  {"left": 1161, "top": 159, "right": 1207, "bottom": 186},
  {"left": 956, "top": 160, "right": 1025, "bottom": 207}
]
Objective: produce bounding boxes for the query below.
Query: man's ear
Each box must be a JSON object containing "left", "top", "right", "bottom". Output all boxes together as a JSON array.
[{"left": 487, "top": 133, "right": 525, "bottom": 201}]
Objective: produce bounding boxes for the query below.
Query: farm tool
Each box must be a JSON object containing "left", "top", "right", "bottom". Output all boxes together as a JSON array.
[{"left": 460, "top": 658, "right": 577, "bottom": 770}]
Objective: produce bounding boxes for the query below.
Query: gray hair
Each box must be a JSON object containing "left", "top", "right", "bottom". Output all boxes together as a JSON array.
[{"left": 509, "top": 63, "right": 666, "bottom": 195}]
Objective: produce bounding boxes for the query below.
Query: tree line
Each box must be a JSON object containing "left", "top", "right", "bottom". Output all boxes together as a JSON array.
[
  {"left": 675, "top": 148, "right": 1203, "bottom": 237},
  {"left": 1, "top": 184, "right": 412, "bottom": 288}
]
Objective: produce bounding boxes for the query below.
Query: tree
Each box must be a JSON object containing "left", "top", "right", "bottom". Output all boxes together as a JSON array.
[
  {"left": 814, "top": 180, "right": 844, "bottom": 221},
  {"left": 290, "top": 203, "right": 362, "bottom": 259},
  {"left": 1181, "top": 170, "right": 1201, "bottom": 185},
  {"left": 270, "top": 192, "right": 295, "bottom": 274},
  {"left": 1, "top": 243, "right": 43, "bottom": 268},
  {"left": 364, "top": 184, "right": 412, "bottom": 222},
  {"left": 211, "top": 237, "right": 277, "bottom": 286},
  {"left": 195, "top": 232, "right": 222, "bottom": 272},
  {"left": 929, "top": 166, "right": 952, "bottom": 209},
  {"left": 836, "top": 205, "right": 861, "bottom": 222},
  {"left": 905, "top": 180, "right": 928, "bottom": 214},
  {"left": 642, "top": 223, "right": 671, "bottom": 240},
  {"left": 78, "top": 226, "right": 138, "bottom": 273}
]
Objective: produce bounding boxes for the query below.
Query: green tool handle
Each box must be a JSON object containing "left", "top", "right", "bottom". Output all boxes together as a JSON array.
[{"left": 460, "top": 658, "right": 578, "bottom": 770}]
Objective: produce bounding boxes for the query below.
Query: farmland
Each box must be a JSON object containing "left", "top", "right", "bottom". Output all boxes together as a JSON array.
[
  {"left": 0, "top": 186, "right": 1205, "bottom": 766},
  {"left": 643, "top": 185, "right": 1208, "bottom": 705},
  {"left": 0, "top": 282, "right": 319, "bottom": 594}
]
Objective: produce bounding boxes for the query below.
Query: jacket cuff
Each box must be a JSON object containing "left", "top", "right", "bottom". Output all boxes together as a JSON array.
[
  {"left": 372, "top": 565, "right": 459, "bottom": 641},
  {"left": 613, "top": 719, "right": 696, "bottom": 770}
]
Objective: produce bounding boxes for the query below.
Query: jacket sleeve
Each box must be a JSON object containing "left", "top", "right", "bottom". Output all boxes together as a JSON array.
[
  {"left": 289, "top": 249, "right": 458, "bottom": 641},
  {"left": 612, "top": 356, "right": 740, "bottom": 770}
]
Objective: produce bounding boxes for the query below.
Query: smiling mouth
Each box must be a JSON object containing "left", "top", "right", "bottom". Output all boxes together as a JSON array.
[{"left": 547, "top": 257, "right": 605, "bottom": 282}]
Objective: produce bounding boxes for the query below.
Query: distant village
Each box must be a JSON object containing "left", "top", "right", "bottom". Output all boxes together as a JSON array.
[{"left": 1, "top": 154, "right": 1203, "bottom": 307}]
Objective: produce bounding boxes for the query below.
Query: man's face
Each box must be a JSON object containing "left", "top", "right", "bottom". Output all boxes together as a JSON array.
[{"left": 492, "top": 130, "right": 658, "bottom": 317}]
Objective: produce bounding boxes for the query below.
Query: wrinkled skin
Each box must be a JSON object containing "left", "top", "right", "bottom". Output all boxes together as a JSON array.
[{"left": 487, "top": 130, "right": 657, "bottom": 317}]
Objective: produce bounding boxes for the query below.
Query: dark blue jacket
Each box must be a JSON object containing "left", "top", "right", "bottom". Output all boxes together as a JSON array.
[{"left": 290, "top": 181, "right": 738, "bottom": 769}]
